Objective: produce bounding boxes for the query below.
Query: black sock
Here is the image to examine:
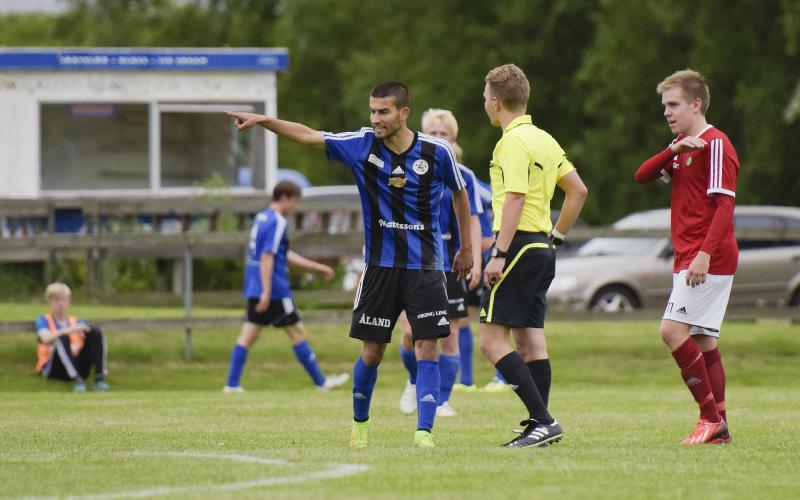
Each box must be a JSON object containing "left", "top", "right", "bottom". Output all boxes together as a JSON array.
[
  {"left": 527, "top": 359, "right": 552, "bottom": 408},
  {"left": 495, "top": 352, "right": 552, "bottom": 424}
]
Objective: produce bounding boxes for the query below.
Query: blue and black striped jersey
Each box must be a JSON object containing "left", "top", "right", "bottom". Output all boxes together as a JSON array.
[
  {"left": 438, "top": 164, "right": 483, "bottom": 269},
  {"left": 324, "top": 128, "right": 465, "bottom": 270}
]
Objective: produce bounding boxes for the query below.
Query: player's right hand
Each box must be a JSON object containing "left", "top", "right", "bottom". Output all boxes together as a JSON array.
[
  {"left": 255, "top": 294, "right": 270, "bottom": 313},
  {"left": 224, "top": 111, "right": 265, "bottom": 132},
  {"left": 670, "top": 136, "right": 707, "bottom": 154}
]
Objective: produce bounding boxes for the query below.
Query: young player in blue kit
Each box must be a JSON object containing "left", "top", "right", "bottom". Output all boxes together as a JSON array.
[
  {"left": 397, "top": 109, "right": 483, "bottom": 418},
  {"left": 224, "top": 181, "right": 349, "bottom": 393},
  {"left": 226, "top": 81, "right": 473, "bottom": 448}
]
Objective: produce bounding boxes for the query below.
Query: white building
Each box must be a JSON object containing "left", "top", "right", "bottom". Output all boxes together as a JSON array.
[{"left": 0, "top": 47, "right": 288, "bottom": 198}]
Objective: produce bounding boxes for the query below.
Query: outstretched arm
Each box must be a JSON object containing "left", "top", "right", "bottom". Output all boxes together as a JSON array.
[
  {"left": 224, "top": 111, "right": 326, "bottom": 149},
  {"left": 287, "top": 250, "right": 335, "bottom": 280}
]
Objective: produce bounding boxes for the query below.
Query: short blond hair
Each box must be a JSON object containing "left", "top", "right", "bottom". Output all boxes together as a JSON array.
[
  {"left": 45, "top": 282, "right": 71, "bottom": 301},
  {"left": 657, "top": 69, "right": 710, "bottom": 115},
  {"left": 485, "top": 63, "right": 530, "bottom": 111},
  {"left": 421, "top": 108, "right": 459, "bottom": 139}
]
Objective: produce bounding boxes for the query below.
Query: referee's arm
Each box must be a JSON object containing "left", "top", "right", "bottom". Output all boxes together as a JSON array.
[
  {"left": 553, "top": 171, "right": 588, "bottom": 236},
  {"left": 224, "top": 111, "right": 326, "bottom": 149}
]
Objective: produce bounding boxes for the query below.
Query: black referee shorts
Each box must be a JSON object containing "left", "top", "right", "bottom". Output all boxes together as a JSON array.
[
  {"left": 479, "top": 231, "right": 555, "bottom": 328},
  {"left": 350, "top": 265, "right": 450, "bottom": 343}
]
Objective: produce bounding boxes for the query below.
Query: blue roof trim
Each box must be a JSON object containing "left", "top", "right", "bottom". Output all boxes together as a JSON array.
[{"left": 0, "top": 48, "right": 289, "bottom": 71}]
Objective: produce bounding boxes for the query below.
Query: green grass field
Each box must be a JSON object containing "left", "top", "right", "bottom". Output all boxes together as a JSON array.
[{"left": 1, "top": 308, "right": 798, "bottom": 499}]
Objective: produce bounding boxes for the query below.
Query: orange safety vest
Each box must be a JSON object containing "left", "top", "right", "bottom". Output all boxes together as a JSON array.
[{"left": 35, "top": 313, "right": 84, "bottom": 374}]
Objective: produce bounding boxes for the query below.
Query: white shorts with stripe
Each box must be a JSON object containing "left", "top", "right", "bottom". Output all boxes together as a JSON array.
[{"left": 662, "top": 270, "right": 734, "bottom": 337}]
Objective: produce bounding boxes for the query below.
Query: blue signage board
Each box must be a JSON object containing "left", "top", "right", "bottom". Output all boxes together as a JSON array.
[{"left": 0, "top": 48, "right": 289, "bottom": 71}]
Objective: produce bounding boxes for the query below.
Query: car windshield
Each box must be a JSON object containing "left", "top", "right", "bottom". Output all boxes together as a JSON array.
[{"left": 576, "top": 237, "right": 662, "bottom": 257}]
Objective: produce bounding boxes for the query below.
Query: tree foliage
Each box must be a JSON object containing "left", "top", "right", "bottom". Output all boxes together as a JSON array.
[{"left": 1, "top": 0, "right": 798, "bottom": 222}]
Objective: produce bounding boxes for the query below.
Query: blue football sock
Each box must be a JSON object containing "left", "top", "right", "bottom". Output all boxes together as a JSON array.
[
  {"left": 458, "top": 325, "right": 474, "bottom": 386},
  {"left": 416, "top": 360, "right": 440, "bottom": 432},
  {"left": 400, "top": 346, "right": 418, "bottom": 384},
  {"left": 226, "top": 344, "right": 248, "bottom": 388},
  {"left": 438, "top": 354, "right": 460, "bottom": 404},
  {"left": 292, "top": 341, "right": 326, "bottom": 386},
  {"left": 495, "top": 369, "right": 507, "bottom": 383},
  {"left": 352, "top": 356, "right": 379, "bottom": 422}
]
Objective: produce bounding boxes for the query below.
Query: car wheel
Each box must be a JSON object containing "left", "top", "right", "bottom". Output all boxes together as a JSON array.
[{"left": 589, "top": 285, "right": 639, "bottom": 313}]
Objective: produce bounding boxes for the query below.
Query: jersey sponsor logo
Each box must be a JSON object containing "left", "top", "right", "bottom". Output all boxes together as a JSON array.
[
  {"left": 676, "top": 306, "right": 688, "bottom": 315},
  {"left": 358, "top": 313, "right": 391, "bottom": 328},
  {"left": 353, "top": 392, "right": 368, "bottom": 400},
  {"left": 685, "top": 156, "right": 693, "bottom": 167},
  {"left": 367, "top": 153, "right": 385, "bottom": 168},
  {"left": 416, "top": 309, "right": 447, "bottom": 319},
  {"left": 437, "top": 316, "right": 449, "bottom": 326},
  {"left": 378, "top": 219, "right": 425, "bottom": 231},
  {"left": 457, "top": 303, "right": 465, "bottom": 312},
  {"left": 412, "top": 159, "right": 429, "bottom": 175},
  {"left": 509, "top": 384, "right": 519, "bottom": 391},
  {"left": 441, "top": 233, "right": 452, "bottom": 241},
  {"left": 392, "top": 166, "right": 405, "bottom": 175},
  {"left": 479, "top": 308, "right": 487, "bottom": 317}
]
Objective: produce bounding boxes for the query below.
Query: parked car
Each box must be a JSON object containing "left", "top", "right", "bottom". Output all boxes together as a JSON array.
[{"left": 548, "top": 205, "right": 800, "bottom": 312}]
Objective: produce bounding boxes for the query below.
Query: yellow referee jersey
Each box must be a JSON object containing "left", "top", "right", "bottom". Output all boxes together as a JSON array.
[{"left": 489, "top": 115, "right": 575, "bottom": 233}]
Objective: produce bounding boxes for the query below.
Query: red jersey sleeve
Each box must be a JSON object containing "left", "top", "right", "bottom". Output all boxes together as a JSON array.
[
  {"left": 635, "top": 147, "right": 676, "bottom": 183},
  {"left": 706, "top": 137, "right": 738, "bottom": 197}
]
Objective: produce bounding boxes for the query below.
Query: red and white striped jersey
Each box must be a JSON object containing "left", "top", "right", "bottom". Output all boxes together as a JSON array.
[{"left": 662, "top": 125, "right": 740, "bottom": 275}]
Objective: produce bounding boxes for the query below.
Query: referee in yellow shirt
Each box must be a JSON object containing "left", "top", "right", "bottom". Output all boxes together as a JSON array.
[{"left": 479, "top": 63, "right": 588, "bottom": 448}]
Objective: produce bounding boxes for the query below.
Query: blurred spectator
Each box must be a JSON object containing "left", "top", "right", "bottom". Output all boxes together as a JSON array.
[{"left": 34, "top": 282, "right": 109, "bottom": 392}]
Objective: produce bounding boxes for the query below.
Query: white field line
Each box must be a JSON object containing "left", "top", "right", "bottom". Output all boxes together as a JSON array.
[{"left": 18, "top": 451, "right": 369, "bottom": 500}]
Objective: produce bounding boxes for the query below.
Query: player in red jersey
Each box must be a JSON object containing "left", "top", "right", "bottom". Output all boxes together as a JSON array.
[{"left": 635, "top": 69, "right": 738, "bottom": 445}]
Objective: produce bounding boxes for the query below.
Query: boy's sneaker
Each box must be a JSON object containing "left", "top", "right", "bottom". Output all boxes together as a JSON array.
[
  {"left": 72, "top": 381, "right": 87, "bottom": 393},
  {"left": 222, "top": 385, "right": 246, "bottom": 394},
  {"left": 483, "top": 377, "right": 510, "bottom": 393},
  {"left": 504, "top": 419, "right": 563, "bottom": 448},
  {"left": 94, "top": 380, "right": 110, "bottom": 392},
  {"left": 680, "top": 418, "right": 728, "bottom": 445},
  {"left": 317, "top": 373, "right": 350, "bottom": 391},
  {"left": 452, "top": 383, "right": 478, "bottom": 393},
  {"left": 399, "top": 380, "right": 417, "bottom": 414},
  {"left": 435, "top": 401, "right": 458, "bottom": 417},
  {"left": 414, "top": 430, "right": 435, "bottom": 448},
  {"left": 349, "top": 420, "right": 368, "bottom": 449}
]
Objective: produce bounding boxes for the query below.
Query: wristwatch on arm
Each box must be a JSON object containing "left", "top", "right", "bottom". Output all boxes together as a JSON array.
[
  {"left": 548, "top": 228, "right": 567, "bottom": 248},
  {"left": 490, "top": 246, "right": 508, "bottom": 259}
]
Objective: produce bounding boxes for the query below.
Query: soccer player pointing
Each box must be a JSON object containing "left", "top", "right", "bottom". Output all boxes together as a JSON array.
[
  {"left": 226, "top": 81, "right": 473, "bottom": 449},
  {"left": 636, "top": 69, "right": 738, "bottom": 445},
  {"left": 479, "top": 64, "right": 588, "bottom": 448}
]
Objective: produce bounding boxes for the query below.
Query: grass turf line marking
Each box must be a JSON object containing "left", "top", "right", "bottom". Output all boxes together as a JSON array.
[{"left": 18, "top": 451, "right": 369, "bottom": 500}]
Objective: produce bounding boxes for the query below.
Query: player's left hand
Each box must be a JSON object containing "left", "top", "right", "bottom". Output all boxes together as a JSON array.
[
  {"left": 318, "top": 264, "right": 335, "bottom": 281},
  {"left": 452, "top": 248, "right": 474, "bottom": 281},
  {"left": 467, "top": 263, "right": 482, "bottom": 291},
  {"left": 255, "top": 293, "right": 271, "bottom": 313},
  {"left": 686, "top": 251, "right": 711, "bottom": 287}
]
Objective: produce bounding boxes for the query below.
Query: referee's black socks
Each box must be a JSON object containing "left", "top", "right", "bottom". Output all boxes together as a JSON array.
[
  {"left": 495, "top": 352, "right": 553, "bottom": 425},
  {"left": 527, "top": 359, "right": 552, "bottom": 408}
]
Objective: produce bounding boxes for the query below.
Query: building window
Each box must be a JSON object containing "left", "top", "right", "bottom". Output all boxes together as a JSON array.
[
  {"left": 159, "top": 104, "right": 263, "bottom": 189},
  {"left": 41, "top": 103, "right": 149, "bottom": 190}
]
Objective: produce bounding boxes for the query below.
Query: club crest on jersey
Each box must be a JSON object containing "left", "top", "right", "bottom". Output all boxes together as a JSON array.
[
  {"left": 367, "top": 154, "right": 384, "bottom": 168},
  {"left": 412, "top": 159, "right": 429, "bottom": 175}
]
